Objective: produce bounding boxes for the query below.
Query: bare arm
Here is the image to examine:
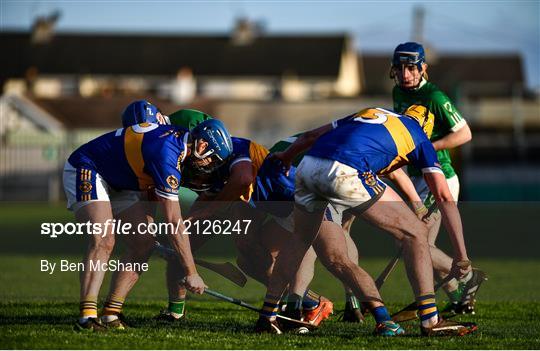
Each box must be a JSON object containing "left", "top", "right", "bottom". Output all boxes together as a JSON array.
[
  {"left": 189, "top": 161, "right": 253, "bottom": 220},
  {"left": 432, "top": 123, "right": 472, "bottom": 151},
  {"left": 159, "top": 196, "right": 206, "bottom": 293},
  {"left": 213, "top": 161, "right": 254, "bottom": 202},
  {"left": 385, "top": 168, "right": 423, "bottom": 209},
  {"left": 423, "top": 172, "right": 470, "bottom": 277},
  {"left": 274, "top": 123, "right": 333, "bottom": 168}
]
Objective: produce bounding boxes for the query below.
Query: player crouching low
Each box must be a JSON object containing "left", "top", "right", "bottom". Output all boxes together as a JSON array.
[
  {"left": 156, "top": 111, "right": 334, "bottom": 326},
  {"left": 254, "top": 106, "right": 478, "bottom": 336},
  {"left": 64, "top": 114, "right": 233, "bottom": 331}
]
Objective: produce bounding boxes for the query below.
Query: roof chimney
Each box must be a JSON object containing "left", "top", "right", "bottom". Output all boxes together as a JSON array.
[
  {"left": 31, "top": 10, "right": 61, "bottom": 44},
  {"left": 231, "top": 17, "right": 263, "bottom": 45}
]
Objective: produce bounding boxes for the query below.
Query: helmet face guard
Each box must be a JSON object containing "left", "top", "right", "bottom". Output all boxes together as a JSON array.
[
  {"left": 190, "top": 140, "right": 226, "bottom": 174},
  {"left": 189, "top": 119, "right": 233, "bottom": 174},
  {"left": 392, "top": 42, "right": 426, "bottom": 71},
  {"left": 192, "top": 139, "right": 222, "bottom": 160},
  {"left": 393, "top": 51, "right": 424, "bottom": 71},
  {"left": 390, "top": 42, "right": 426, "bottom": 89},
  {"left": 181, "top": 165, "right": 217, "bottom": 192}
]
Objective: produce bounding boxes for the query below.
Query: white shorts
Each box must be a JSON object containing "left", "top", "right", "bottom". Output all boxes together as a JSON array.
[
  {"left": 63, "top": 161, "right": 144, "bottom": 214},
  {"left": 295, "top": 156, "right": 385, "bottom": 215},
  {"left": 272, "top": 201, "right": 346, "bottom": 233}
]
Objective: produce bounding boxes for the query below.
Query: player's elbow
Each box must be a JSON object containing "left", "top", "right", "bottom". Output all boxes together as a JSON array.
[
  {"left": 303, "top": 128, "right": 323, "bottom": 144},
  {"left": 303, "top": 130, "right": 317, "bottom": 141},
  {"left": 235, "top": 173, "right": 255, "bottom": 189},
  {"left": 433, "top": 191, "right": 454, "bottom": 204},
  {"left": 425, "top": 172, "right": 454, "bottom": 204},
  {"left": 458, "top": 124, "right": 472, "bottom": 145},
  {"left": 462, "top": 125, "right": 472, "bottom": 143}
]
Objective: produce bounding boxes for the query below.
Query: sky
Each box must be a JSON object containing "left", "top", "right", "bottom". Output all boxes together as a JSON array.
[{"left": 1, "top": 0, "right": 539, "bottom": 90}]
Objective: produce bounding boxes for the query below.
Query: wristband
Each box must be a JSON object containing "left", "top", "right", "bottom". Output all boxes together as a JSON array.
[
  {"left": 456, "top": 260, "right": 472, "bottom": 268},
  {"left": 414, "top": 205, "right": 427, "bottom": 215}
]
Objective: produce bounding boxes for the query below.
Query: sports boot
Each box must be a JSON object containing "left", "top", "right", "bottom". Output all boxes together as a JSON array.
[
  {"left": 280, "top": 307, "right": 311, "bottom": 333},
  {"left": 302, "top": 296, "right": 333, "bottom": 326},
  {"left": 421, "top": 318, "right": 477, "bottom": 336},
  {"left": 154, "top": 309, "right": 186, "bottom": 323},
  {"left": 339, "top": 301, "right": 365, "bottom": 323},
  {"left": 101, "top": 313, "right": 131, "bottom": 330},
  {"left": 457, "top": 269, "right": 488, "bottom": 314},
  {"left": 74, "top": 317, "right": 107, "bottom": 332},
  {"left": 254, "top": 316, "right": 283, "bottom": 334},
  {"left": 374, "top": 320, "right": 405, "bottom": 336}
]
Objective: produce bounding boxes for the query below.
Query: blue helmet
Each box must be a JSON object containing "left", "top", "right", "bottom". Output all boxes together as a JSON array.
[
  {"left": 121, "top": 100, "right": 161, "bottom": 127},
  {"left": 392, "top": 42, "right": 426, "bottom": 70},
  {"left": 190, "top": 119, "right": 234, "bottom": 172}
]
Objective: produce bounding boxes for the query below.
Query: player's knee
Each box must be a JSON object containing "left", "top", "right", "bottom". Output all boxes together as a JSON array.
[
  {"left": 91, "top": 236, "right": 116, "bottom": 256},
  {"left": 101, "top": 241, "right": 115, "bottom": 256},
  {"left": 416, "top": 221, "right": 429, "bottom": 240},
  {"left": 402, "top": 222, "right": 428, "bottom": 245}
]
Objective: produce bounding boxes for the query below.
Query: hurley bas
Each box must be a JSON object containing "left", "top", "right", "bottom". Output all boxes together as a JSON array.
[{"left": 40, "top": 259, "right": 149, "bottom": 275}]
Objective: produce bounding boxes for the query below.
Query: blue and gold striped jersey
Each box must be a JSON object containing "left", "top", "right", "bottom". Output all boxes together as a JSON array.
[
  {"left": 210, "top": 137, "right": 296, "bottom": 216},
  {"left": 308, "top": 108, "right": 442, "bottom": 176},
  {"left": 68, "top": 123, "right": 189, "bottom": 199}
]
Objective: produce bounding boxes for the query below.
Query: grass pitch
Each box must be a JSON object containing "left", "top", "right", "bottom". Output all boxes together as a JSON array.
[
  {"left": 1, "top": 256, "right": 539, "bottom": 349},
  {"left": 1, "top": 202, "right": 540, "bottom": 349}
]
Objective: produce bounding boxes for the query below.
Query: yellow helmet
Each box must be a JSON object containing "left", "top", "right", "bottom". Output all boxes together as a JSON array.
[{"left": 404, "top": 104, "right": 434, "bottom": 139}]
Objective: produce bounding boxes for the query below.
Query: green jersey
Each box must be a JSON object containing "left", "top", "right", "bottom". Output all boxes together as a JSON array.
[{"left": 393, "top": 79, "right": 467, "bottom": 178}]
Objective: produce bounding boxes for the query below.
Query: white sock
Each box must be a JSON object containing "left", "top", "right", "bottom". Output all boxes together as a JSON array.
[
  {"left": 101, "top": 314, "right": 119, "bottom": 323},
  {"left": 421, "top": 314, "right": 439, "bottom": 328}
]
